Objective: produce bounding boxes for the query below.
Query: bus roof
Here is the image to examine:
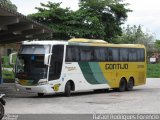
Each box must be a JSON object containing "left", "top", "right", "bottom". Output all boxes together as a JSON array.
[
  {"left": 23, "top": 40, "right": 68, "bottom": 45},
  {"left": 68, "top": 38, "right": 108, "bottom": 44},
  {"left": 22, "top": 38, "right": 145, "bottom": 48}
]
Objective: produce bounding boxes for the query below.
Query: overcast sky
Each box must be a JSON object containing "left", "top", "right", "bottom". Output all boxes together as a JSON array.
[{"left": 10, "top": 0, "right": 160, "bottom": 39}]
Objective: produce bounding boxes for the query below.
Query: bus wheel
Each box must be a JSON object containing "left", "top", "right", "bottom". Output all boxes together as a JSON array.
[
  {"left": 38, "top": 93, "right": 44, "bottom": 97},
  {"left": 0, "top": 103, "right": 4, "bottom": 120},
  {"left": 126, "top": 78, "right": 134, "bottom": 91},
  {"left": 118, "top": 78, "right": 126, "bottom": 92},
  {"left": 64, "top": 82, "right": 71, "bottom": 97}
]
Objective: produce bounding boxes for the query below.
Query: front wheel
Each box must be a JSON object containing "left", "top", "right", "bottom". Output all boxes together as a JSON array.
[
  {"left": 118, "top": 78, "right": 126, "bottom": 92},
  {"left": 0, "top": 103, "right": 4, "bottom": 120},
  {"left": 64, "top": 82, "right": 71, "bottom": 97}
]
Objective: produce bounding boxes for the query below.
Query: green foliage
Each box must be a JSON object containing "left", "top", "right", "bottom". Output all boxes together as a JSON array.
[
  {"left": 78, "top": 0, "right": 131, "bottom": 41},
  {"left": 2, "top": 56, "right": 10, "bottom": 68},
  {"left": 155, "top": 40, "right": 160, "bottom": 52},
  {"left": 2, "top": 56, "right": 16, "bottom": 68},
  {"left": 147, "top": 64, "right": 160, "bottom": 78},
  {"left": 28, "top": 0, "right": 131, "bottom": 41},
  {"left": 2, "top": 70, "right": 15, "bottom": 83},
  {"left": 28, "top": 2, "right": 74, "bottom": 40},
  {"left": 113, "top": 25, "right": 155, "bottom": 53},
  {"left": 0, "top": 0, "right": 17, "bottom": 11}
]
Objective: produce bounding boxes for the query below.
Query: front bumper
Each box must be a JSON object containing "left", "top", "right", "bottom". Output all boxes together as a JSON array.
[{"left": 15, "top": 84, "right": 55, "bottom": 94}]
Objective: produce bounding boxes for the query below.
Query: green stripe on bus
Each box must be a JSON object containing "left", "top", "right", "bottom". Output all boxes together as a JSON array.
[
  {"left": 78, "top": 62, "right": 99, "bottom": 84},
  {"left": 88, "top": 62, "right": 107, "bottom": 84}
]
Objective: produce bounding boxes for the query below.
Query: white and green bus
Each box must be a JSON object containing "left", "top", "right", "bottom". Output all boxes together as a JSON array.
[{"left": 10, "top": 38, "right": 146, "bottom": 97}]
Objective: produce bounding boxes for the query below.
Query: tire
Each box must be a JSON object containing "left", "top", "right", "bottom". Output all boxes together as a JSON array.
[
  {"left": 64, "top": 82, "right": 71, "bottom": 97},
  {"left": 118, "top": 78, "right": 126, "bottom": 92},
  {"left": 0, "top": 103, "right": 4, "bottom": 120},
  {"left": 38, "top": 93, "right": 44, "bottom": 97},
  {"left": 126, "top": 78, "right": 134, "bottom": 91}
]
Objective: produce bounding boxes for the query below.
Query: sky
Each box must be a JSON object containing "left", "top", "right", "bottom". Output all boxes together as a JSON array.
[{"left": 10, "top": 0, "right": 160, "bottom": 39}]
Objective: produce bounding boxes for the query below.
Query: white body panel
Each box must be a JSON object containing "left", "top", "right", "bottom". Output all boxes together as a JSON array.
[
  {"left": 15, "top": 40, "right": 110, "bottom": 94},
  {"left": 15, "top": 62, "right": 110, "bottom": 94}
]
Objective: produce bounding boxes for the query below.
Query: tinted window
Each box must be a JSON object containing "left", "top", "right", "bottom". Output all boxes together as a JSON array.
[
  {"left": 94, "top": 47, "right": 106, "bottom": 61},
  {"left": 129, "top": 49, "right": 137, "bottom": 61},
  {"left": 137, "top": 48, "right": 145, "bottom": 61},
  {"left": 66, "top": 46, "right": 79, "bottom": 62},
  {"left": 108, "top": 48, "right": 119, "bottom": 61},
  {"left": 80, "top": 47, "right": 93, "bottom": 61},
  {"left": 120, "top": 48, "right": 128, "bottom": 61},
  {"left": 49, "top": 45, "right": 64, "bottom": 80},
  {"left": 66, "top": 46, "right": 145, "bottom": 62}
]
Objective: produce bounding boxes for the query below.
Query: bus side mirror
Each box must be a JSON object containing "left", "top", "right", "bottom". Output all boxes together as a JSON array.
[
  {"left": 44, "top": 53, "right": 52, "bottom": 65},
  {"left": 9, "top": 52, "right": 17, "bottom": 65}
]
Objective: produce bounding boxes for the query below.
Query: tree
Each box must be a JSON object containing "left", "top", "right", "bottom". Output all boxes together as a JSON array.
[
  {"left": 29, "top": 2, "right": 76, "bottom": 40},
  {"left": 114, "top": 25, "right": 155, "bottom": 53},
  {"left": 0, "top": 0, "right": 17, "bottom": 11},
  {"left": 29, "top": 0, "right": 131, "bottom": 41},
  {"left": 78, "top": 0, "right": 131, "bottom": 41},
  {"left": 155, "top": 40, "right": 160, "bottom": 52}
]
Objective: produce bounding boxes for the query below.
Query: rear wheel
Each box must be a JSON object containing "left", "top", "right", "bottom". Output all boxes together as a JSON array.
[
  {"left": 126, "top": 78, "right": 134, "bottom": 91},
  {"left": 38, "top": 93, "right": 44, "bottom": 97},
  {"left": 0, "top": 103, "right": 4, "bottom": 120},
  {"left": 118, "top": 78, "right": 126, "bottom": 92},
  {"left": 64, "top": 82, "right": 71, "bottom": 97}
]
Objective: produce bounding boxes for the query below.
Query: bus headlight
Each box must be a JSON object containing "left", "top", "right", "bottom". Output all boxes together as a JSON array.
[{"left": 38, "top": 79, "right": 48, "bottom": 85}]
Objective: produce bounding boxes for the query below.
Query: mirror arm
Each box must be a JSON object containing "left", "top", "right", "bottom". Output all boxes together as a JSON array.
[{"left": 9, "top": 52, "right": 17, "bottom": 65}]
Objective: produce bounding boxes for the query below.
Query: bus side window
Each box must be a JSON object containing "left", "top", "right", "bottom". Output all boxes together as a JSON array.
[
  {"left": 94, "top": 47, "right": 106, "bottom": 61},
  {"left": 66, "top": 46, "right": 79, "bottom": 62},
  {"left": 80, "top": 47, "right": 93, "bottom": 61},
  {"left": 108, "top": 48, "right": 113, "bottom": 61},
  {"left": 129, "top": 48, "right": 137, "bottom": 61},
  {"left": 66, "top": 47, "right": 72, "bottom": 61},
  {"left": 72, "top": 47, "right": 79, "bottom": 61},
  {"left": 108, "top": 48, "right": 119, "bottom": 61},
  {"left": 137, "top": 48, "right": 145, "bottom": 62},
  {"left": 120, "top": 48, "right": 128, "bottom": 61}
]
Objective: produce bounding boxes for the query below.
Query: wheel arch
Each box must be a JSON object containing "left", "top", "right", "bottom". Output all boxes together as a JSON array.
[
  {"left": 121, "top": 77, "right": 127, "bottom": 84},
  {"left": 65, "top": 80, "right": 75, "bottom": 91}
]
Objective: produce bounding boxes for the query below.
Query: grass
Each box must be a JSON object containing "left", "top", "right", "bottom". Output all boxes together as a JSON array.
[{"left": 147, "top": 63, "right": 160, "bottom": 78}]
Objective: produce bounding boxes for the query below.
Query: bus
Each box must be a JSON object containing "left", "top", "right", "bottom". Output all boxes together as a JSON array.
[{"left": 10, "top": 38, "right": 146, "bottom": 97}]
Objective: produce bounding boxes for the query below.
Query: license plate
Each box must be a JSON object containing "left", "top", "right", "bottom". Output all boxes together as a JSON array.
[{"left": 26, "top": 88, "right": 31, "bottom": 90}]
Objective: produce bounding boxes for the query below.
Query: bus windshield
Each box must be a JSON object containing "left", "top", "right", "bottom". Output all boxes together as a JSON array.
[{"left": 15, "top": 45, "right": 50, "bottom": 82}]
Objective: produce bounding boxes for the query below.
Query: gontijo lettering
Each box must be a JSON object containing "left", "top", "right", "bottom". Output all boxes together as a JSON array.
[{"left": 105, "top": 64, "right": 128, "bottom": 70}]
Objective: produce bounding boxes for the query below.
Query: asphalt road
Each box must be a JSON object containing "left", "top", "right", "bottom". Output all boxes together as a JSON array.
[{"left": 0, "top": 78, "right": 160, "bottom": 119}]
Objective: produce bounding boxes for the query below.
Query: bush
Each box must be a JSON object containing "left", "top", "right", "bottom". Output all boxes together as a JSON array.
[
  {"left": 2, "top": 56, "right": 16, "bottom": 68},
  {"left": 2, "top": 70, "right": 15, "bottom": 83},
  {"left": 2, "top": 70, "right": 14, "bottom": 79},
  {"left": 147, "top": 64, "right": 160, "bottom": 78}
]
